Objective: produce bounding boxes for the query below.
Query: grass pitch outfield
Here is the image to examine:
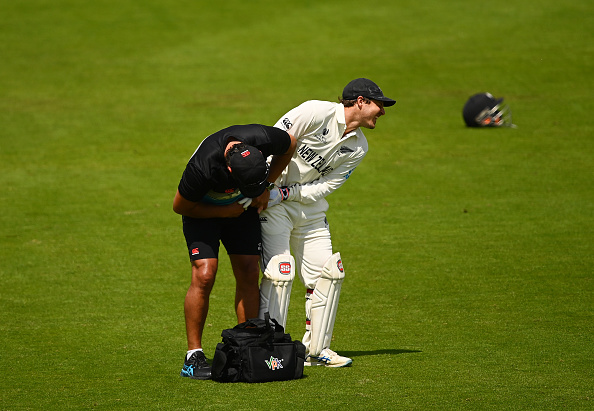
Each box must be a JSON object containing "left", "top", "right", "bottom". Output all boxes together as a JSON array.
[{"left": 1, "top": 0, "right": 592, "bottom": 409}]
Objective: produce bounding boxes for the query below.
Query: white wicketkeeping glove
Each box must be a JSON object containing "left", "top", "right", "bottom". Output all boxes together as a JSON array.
[
  {"left": 238, "top": 197, "right": 252, "bottom": 210},
  {"left": 267, "top": 186, "right": 291, "bottom": 207}
]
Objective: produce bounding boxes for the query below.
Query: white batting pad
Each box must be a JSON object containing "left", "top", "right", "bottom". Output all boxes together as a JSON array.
[
  {"left": 308, "top": 252, "right": 345, "bottom": 356},
  {"left": 259, "top": 254, "right": 295, "bottom": 328}
]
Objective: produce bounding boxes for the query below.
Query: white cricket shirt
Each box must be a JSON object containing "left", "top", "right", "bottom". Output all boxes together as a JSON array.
[{"left": 273, "top": 100, "right": 368, "bottom": 204}]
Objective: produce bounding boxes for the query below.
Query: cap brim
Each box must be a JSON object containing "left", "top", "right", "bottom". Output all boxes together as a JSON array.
[{"left": 377, "top": 97, "right": 396, "bottom": 107}]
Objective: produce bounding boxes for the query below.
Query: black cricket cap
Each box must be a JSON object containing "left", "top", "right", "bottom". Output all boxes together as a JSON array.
[
  {"left": 342, "top": 78, "right": 396, "bottom": 107},
  {"left": 226, "top": 143, "right": 270, "bottom": 198}
]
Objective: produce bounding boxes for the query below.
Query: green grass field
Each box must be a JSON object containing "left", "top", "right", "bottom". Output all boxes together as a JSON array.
[{"left": 1, "top": 0, "right": 592, "bottom": 409}]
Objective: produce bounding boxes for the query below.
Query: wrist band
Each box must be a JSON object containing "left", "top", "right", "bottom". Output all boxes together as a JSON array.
[{"left": 279, "top": 187, "right": 290, "bottom": 201}]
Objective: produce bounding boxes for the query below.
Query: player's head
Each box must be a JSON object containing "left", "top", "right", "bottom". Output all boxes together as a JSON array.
[
  {"left": 341, "top": 78, "right": 396, "bottom": 129},
  {"left": 225, "top": 142, "right": 270, "bottom": 198},
  {"left": 341, "top": 78, "right": 396, "bottom": 107},
  {"left": 463, "top": 92, "right": 514, "bottom": 127}
]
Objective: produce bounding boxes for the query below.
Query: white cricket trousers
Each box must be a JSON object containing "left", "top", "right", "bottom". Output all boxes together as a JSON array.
[{"left": 260, "top": 199, "right": 333, "bottom": 290}]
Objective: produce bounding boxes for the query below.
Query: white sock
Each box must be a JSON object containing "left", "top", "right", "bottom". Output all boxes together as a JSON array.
[{"left": 186, "top": 348, "right": 203, "bottom": 360}]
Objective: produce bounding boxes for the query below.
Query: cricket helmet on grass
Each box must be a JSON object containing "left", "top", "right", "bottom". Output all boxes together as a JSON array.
[{"left": 463, "top": 92, "right": 515, "bottom": 128}]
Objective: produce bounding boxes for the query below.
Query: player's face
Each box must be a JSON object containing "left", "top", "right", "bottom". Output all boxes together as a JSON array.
[{"left": 361, "top": 99, "right": 385, "bottom": 129}]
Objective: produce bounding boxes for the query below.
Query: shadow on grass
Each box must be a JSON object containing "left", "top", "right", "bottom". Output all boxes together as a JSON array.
[{"left": 339, "top": 349, "right": 422, "bottom": 358}]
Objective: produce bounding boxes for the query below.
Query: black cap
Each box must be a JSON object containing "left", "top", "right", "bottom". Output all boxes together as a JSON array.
[
  {"left": 463, "top": 92, "right": 505, "bottom": 127},
  {"left": 227, "top": 144, "right": 270, "bottom": 198},
  {"left": 342, "top": 78, "right": 396, "bottom": 107}
]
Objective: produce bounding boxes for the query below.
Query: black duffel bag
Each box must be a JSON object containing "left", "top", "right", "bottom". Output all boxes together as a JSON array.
[{"left": 211, "top": 312, "right": 305, "bottom": 383}]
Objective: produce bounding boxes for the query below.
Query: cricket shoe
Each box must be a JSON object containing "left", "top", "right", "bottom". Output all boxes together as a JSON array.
[
  {"left": 305, "top": 348, "right": 352, "bottom": 368},
  {"left": 180, "top": 351, "right": 212, "bottom": 380}
]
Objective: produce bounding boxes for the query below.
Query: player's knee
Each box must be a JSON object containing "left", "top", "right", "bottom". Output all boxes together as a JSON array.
[
  {"left": 321, "top": 252, "right": 345, "bottom": 281},
  {"left": 235, "top": 267, "right": 260, "bottom": 290},
  {"left": 190, "top": 260, "right": 217, "bottom": 289},
  {"left": 262, "top": 254, "right": 295, "bottom": 282}
]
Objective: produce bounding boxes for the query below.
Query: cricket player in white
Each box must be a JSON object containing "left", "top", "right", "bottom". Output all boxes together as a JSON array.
[{"left": 259, "top": 78, "right": 396, "bottom": 367}]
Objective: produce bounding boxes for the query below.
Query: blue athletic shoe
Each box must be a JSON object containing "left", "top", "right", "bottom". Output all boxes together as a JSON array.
[{"left": 180, "top": 351, "right": 212, "bottom": 380}]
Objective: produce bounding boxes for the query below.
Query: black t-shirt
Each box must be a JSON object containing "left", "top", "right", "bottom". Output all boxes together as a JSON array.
[{"left": 178, "top": 124, "right": 291, "bottom": 204}]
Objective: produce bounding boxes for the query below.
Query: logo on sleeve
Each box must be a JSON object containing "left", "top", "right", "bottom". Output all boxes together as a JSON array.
[{"left": 281, "top": 118, "right": 293, "bottom": 130}]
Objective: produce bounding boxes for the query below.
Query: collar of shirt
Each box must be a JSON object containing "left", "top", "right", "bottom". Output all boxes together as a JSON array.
[{"left": 337, "top": 103, "right": 358, "bottom": 140}]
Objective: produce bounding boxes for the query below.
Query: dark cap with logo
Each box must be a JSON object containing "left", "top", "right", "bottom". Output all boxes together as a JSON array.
[
  {"left": 226, "top": 143, "right": 270, "bottom": 198},
  {"left": 342, "top": 78, "right": 396, "bottom": 107}
]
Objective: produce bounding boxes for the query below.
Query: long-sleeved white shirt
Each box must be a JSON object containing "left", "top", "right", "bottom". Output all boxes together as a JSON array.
[{"left": 273, "top": 100, "right": 368, "bottom": 204}]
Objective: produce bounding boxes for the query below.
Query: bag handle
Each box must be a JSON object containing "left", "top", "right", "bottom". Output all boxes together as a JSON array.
[
  {"left": 230, "top": 312, "right": 276, "bottom": 345},
  {"left": 234, "top": 312, "right": 279, "bottom": 331},
  {"left": 263, "top": 312, "right": 286, "bottom": 333},
  {"left": 234, "top": 317, "right": 269, "bottom": 330}
]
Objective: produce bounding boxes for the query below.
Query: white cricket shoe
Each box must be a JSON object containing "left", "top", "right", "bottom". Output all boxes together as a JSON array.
[{"left": 305, "top": 348, "right": 352, "bottom": 368}]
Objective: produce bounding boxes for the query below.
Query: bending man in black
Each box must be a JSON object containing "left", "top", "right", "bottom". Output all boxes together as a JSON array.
[{"left": 173, "top": 124, "right": 296, "bottom": 380}]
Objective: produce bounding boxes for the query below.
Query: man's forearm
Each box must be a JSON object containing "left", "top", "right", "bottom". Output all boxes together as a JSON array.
[{"left": 173, "top": 190, "right": 243, "bottom": 218}]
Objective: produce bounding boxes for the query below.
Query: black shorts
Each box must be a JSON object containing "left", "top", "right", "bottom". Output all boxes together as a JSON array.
[{"left": 182, "top": 208, "right": 262, "bottom": 261}]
